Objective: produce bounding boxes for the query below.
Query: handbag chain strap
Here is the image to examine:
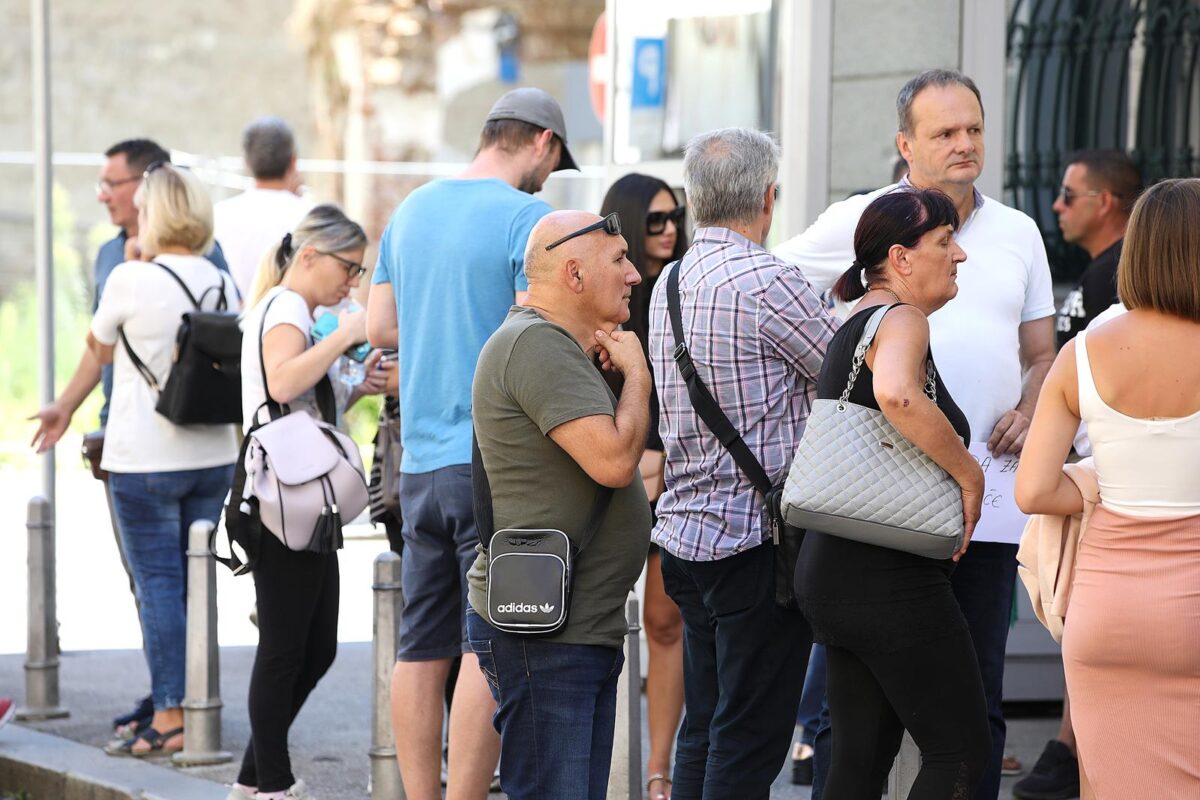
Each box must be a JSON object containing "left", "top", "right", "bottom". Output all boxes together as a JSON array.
[{"left": 839, "top": 304, "right": 937, "bottom": 409}]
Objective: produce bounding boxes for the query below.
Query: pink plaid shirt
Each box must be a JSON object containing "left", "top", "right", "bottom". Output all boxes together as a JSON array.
[{"left": 649, "top": 227, "right": 839, "bottom": 561}]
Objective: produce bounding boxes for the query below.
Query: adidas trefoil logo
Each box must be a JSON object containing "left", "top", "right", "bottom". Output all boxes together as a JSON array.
[
  {"left": 496, "top": 601, "right": 557, "bottom": 615},
  {"left": 539, "top": 603, "right": 555, "bottom": 614}
]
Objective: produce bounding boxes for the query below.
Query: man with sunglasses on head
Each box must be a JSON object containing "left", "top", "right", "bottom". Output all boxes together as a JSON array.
[
  {"left": 647, "top": 127, "right": 838, "bottom": 799},
  {"left": 28, "top": 137, "right": 232, "bottom": 744},
  {"left": 1050, "top": 150, "right": 1142, "bottom": 348},
  {"left": 468, "top": 209, "right": 652, "bottom": 799},
  {"left": 366, "top": 87, "right": 576, "bottom": 800},
  {"left": 774, "top": 69, "right": 1057, "bottom": 800}
]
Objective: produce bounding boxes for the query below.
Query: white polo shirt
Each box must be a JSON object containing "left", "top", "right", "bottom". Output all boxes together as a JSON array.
[
  {"left": 775, "top": 183, "right": 1055, "bottom": 543},
  {"left": 214, "top": 188, "right": 315, "bottom": 298}
]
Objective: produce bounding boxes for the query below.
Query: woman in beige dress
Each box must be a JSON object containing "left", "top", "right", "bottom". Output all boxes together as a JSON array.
[{"left": 1015, "top": 178, "right": 1200, "bottom": 798}]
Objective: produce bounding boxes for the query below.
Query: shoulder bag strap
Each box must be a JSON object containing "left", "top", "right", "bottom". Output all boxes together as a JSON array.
[
  {"left": 152, "top": 261, "right": 202, "bottom": 309},
  {"left": 665, "top": 261, "right": 773, "bottom": 498},
  {"left": 840, "top": 303, "right": 936, "bottom": 405},
  {"left": 472, "top": 432, "right": 613, "bottom": 554}
]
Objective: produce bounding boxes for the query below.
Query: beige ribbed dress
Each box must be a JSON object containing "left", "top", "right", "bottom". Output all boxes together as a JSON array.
[{"left": 1063, "top": 333, "right": 1200, "bottom": 797}]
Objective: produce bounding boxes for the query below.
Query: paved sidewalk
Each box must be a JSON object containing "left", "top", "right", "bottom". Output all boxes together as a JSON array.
[{"left": 1, "top": 644, "right": 1059, "bottom": 799}]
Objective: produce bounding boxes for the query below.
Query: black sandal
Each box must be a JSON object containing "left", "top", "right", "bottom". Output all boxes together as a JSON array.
[{"left": 105, "top": 725, "right": 184, "bottom": 757}]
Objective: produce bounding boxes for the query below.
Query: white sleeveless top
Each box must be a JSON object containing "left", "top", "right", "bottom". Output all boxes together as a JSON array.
[{"left": 1077, "top": 330, "right": 1200, "bottom": 517}]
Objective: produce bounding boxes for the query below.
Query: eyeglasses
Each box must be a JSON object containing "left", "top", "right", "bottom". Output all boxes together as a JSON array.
[
  {"left": 320, "top": 250, "right": 367, "bottom": 279},
  {"left": 143, "top": 160, "right": 169, "bottom": 178},
  {"left": 95, "top": 175, "right": 141, "bottom": 195},
  {"left": 646, "top": 206, "right": 686, "bottom": 236},
  {"left": 1057, "top": 186, "right": 1104, "bottom": 207},
  {"left": 545, "top": 212, "right": 622, "bottom": 251}
]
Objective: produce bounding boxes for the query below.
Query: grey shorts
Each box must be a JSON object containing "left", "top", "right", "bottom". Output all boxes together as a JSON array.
[{"left": 396, "top": 464, "right": 479, "bottom": 661}]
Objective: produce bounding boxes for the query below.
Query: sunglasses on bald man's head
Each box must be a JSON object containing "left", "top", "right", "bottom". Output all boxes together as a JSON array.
[
  {"left": 545, "top": 212, "right": 622, "bottom": 251},
  {"left": 646, "top": 206, "right": 686, "bottom": 235}
]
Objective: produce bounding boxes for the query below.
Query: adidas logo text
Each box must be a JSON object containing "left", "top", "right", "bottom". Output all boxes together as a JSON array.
[{"left": 495, "top": 602, "right": 556, "bottom": 615}]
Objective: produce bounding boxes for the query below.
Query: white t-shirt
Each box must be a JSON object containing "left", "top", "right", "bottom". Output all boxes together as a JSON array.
[
  {"left": 214, "top": 189, "right": 315, "bottom": 298},
  {"left": 90, "top": 255, "right": 241, "bottom": 472},
  {"left": 240, "top": 286, "right": 346, "bottom": 430},
  {"left": 775, "top": 184, "right": 1055, "bottom": 543}
]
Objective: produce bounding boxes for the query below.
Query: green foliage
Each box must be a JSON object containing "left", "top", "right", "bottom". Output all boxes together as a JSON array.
[{"left": 0, "top": 186, "right": 101, "bottom": 467}]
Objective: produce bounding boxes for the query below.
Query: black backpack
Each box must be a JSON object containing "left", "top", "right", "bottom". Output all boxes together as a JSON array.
[{"left": 120, "top": 261, "right": 243, "bottom": 426}]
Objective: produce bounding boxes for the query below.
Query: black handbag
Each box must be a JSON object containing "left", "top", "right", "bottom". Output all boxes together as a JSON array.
[
  {"left": 665, "top": 262, "right": 805, "bottom": 609},
  {"left": 120, "top": 261, "right": 242, "bottom": 426},
  {"left": 471, "top": 435, "right": 612, "bottom": 635}
]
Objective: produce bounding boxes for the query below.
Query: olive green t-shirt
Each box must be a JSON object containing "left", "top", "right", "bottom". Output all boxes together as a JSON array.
[{"left": 468, "top": 306, "right": 652, "bottom": 648}]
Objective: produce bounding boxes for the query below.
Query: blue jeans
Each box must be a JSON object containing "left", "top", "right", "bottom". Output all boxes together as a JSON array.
[
  {"left": 950, "top": 541, "right": 1018, "bottom": 800},
  {"left": 109, "top": 465, "right": 233, "bottom": 711},
  {"left": 797, "top": 644, "right": 827, "bottom": 747},
  {"left": 660, "top": 544, "right": 811, "bottom": 800},
  {"left": 467, "top": 609, "right": 624, "bottom": 800}
]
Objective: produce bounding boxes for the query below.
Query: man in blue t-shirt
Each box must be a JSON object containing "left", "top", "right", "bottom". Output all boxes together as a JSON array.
[{"left": 366, "top": 87, "right": 574, "bottom": 800}]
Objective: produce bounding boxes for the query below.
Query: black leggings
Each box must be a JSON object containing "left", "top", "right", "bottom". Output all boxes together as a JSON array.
[
  {"left": 237, "top": 534, "right": 339, "bottom": 792},
  {"left": 823, "top": 630, "right": 991, "bottom": 800}
]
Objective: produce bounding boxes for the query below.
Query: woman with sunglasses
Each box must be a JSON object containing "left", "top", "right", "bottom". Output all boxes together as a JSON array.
[
  {"left": 600, "top": 174, "right": 688, "bottom": 800},
  {"left": 82, "top": 163, "right": 241, "bottom": 758},
  {"left": 230, "top": 204, "right": 392, "bottom": 800}
]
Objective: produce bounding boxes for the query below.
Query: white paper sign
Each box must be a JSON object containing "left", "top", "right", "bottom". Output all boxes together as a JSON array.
[{"left": 966, "top": 442, "right": 1028, "bottom": 544}]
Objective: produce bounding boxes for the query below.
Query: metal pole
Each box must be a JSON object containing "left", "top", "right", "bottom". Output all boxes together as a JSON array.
[
  {"left": 17, "top": 496, "right": 68, "bottom": 720},
  {"left": 624, "top": 596, "right": 642, "bottom": 800},
  {"left": 174, "top": 520, "right": 232, "bottom": 765},
  {"left": 369, "top": 551, "right": 404, "bottom": 799},
  {"left": 32, "top": 0, "right": 54, "bottom": 508},
  {"left": 607, "top": 592, "right": 642, "bottom": 800}
]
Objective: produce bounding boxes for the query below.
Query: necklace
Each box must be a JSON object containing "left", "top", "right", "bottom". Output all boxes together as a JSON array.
[{"left": 867, "top": 285, "right": 902, "bottom": 303}]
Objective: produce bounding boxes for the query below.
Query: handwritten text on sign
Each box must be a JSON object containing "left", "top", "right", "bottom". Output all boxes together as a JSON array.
[{"left": 967, "top": 442, "right": 1027, "bottom": 543}]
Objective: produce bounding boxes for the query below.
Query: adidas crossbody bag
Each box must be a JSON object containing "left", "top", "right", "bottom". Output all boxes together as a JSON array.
[{"left": 471, "top": 435, "right": 612, "bottom": 635}]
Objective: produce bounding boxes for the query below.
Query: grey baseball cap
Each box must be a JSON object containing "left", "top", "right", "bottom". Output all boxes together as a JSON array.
[{"left": 485, "top": 87, "right": 579, "bottom": 172}]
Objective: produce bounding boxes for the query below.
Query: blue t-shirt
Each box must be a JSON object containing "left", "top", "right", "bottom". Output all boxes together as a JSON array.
[
  {"left": 373, "top": 178, "right": 551, "bottom": 473},
  {"left": 94, "top": 230, "right": 231, "bottom": 425}
]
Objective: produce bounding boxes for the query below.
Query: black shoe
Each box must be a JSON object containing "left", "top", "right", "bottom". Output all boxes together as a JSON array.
[
  {"left": 1012, "top": 740, "right": 1080, "bottom": 800},
  {"left": 791, "top": 754, "right": 813, "bottom": 786}
]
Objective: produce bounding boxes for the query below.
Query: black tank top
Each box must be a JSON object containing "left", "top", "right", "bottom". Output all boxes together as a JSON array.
[{"left": 816, "top": 303, "right": 970, "bottom": 445}]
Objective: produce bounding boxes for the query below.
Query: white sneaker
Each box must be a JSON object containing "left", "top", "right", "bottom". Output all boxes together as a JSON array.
[
  {"left": 225, "top": 786, "right": 255, "bottom": 800},
  {"left": 283, "top": 780, "right": 316, "bottom": 799}
]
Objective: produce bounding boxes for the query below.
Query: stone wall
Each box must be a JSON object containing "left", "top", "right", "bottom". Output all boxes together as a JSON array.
[
  {"left": 827, "top": 0, "right": 963, "bottom": 203},
  {"left": 0, "top": 0, "right": 313, "bottom": 297}
]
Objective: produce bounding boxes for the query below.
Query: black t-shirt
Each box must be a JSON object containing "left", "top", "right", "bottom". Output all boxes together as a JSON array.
[{"left": 1056, "top": 240, "right": 1122, "bottom": 348}]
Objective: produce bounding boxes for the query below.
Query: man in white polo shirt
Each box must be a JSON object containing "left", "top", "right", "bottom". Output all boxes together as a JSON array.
[
  {"left": 776, "top": 69, "right": 1057, "bottom": 800},
  {"left": 214, "top": 117, "right": 315, "bottom": 298}
]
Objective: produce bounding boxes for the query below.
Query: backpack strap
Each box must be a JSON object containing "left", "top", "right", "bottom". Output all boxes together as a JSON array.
[
  {"left": 119, "top": 260, "right": 223, "bottom": 393},
  {"left": 665, "top": 260, "right": 774, "bottom": 498},
  {"left": 254, "top": 290, "right": 338, "bottom": 426}
]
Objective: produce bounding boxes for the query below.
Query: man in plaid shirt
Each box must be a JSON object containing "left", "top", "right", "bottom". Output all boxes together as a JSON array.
[{"left": 648, "top": 127, "right": 839, "bottom": 799}]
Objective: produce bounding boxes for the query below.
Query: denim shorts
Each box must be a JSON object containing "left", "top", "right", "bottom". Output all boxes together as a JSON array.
[{"left": 396, "top": 464, "right": 479, "bottom": 661}]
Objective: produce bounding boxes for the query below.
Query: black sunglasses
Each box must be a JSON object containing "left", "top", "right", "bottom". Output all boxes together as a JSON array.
[
  {"left": 320, "top": 250, "right": 367, "bottom": 279},
  {"left": 1057, "top": 186, "right": 1104, "bottom": 207},
  {"left": 545, "top": 212, "right": 622, "bottom": 251},
  {"left": 646, "top": 206, "right": 686, "bottom": 236}
]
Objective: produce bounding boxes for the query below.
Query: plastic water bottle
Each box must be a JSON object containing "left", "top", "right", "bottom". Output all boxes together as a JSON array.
[{"left": 337, "top": 355, "right": 366, "bottom": 390}]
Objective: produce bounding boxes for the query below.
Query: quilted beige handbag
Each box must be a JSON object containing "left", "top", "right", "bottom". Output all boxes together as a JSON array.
[{"left": 782, "top": 304, "right": 964, "bottom": 559}]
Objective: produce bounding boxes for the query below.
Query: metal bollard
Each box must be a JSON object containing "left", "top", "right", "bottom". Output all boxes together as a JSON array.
[
  {"left": 173, "top": 520, "right": 232, "bottom": 765},
  {"left": 607, "top": 593, "right": 643, "bottom": 800},
  {"left": 18, "top": 496, "right": 68, "bottom": 721},
  {"left": 888, "top": 731, "right": 920, "bottom": 798},
  {"left": 624, "top": 596, "right": 643, "bottom": 800},
  {"left": 369, "top": 551, "right": 405, "bottom": 799}
]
